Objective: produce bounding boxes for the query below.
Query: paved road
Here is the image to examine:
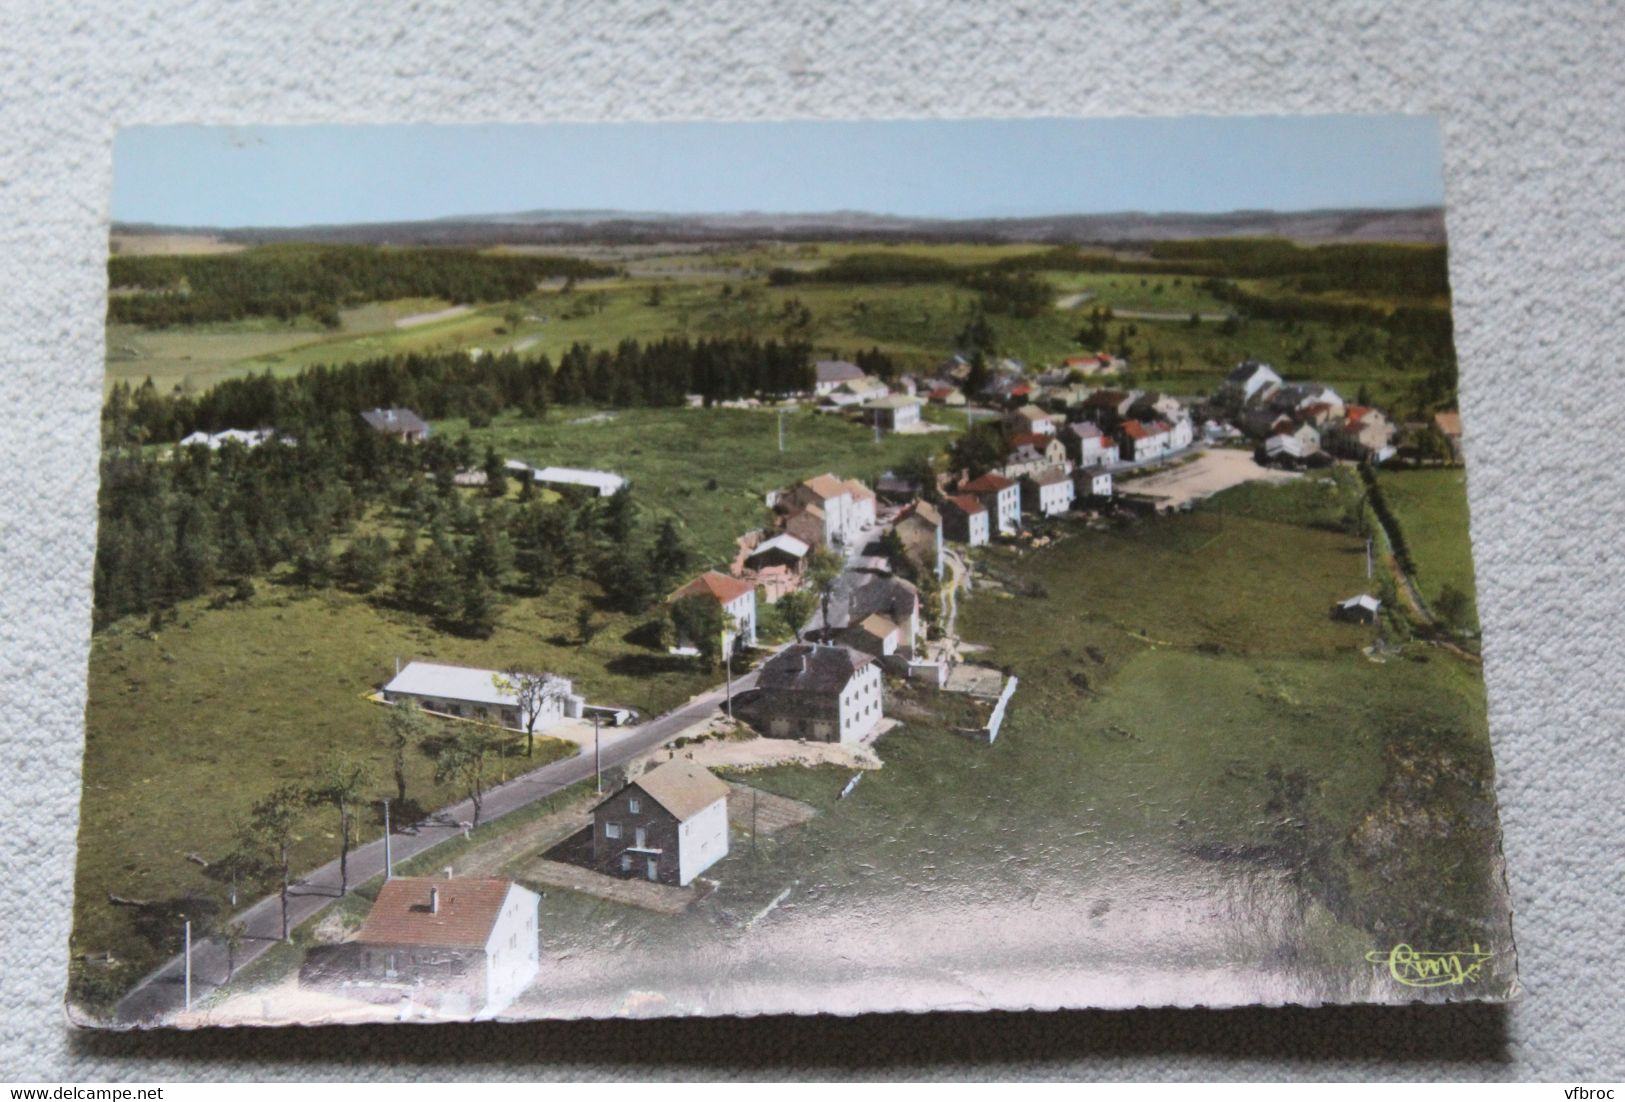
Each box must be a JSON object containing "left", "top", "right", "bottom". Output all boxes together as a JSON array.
[{"left": 114, "top": 672, "right": 760, "bottom": 1025}]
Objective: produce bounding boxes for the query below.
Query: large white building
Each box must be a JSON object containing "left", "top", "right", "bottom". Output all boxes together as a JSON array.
[
  {"left": 752, "top": 644, "right": 884, "bottom": 744},
  {"left": 527, "top": 466, "right": 628, "bottom": 497},
  {"left": 301, "top": 877, "right": 540, "bottom": 1017},
  {"left": 780, "top": 473, "right": 874, "bottom": 549},
  {"left": 382, "top": 661, "right": 582, "bottom": 731},
  {"left": 593, "top": 761, "right": 730, "bottom": 886},
  {"left": 669, "top": 571, "right": 758, "bottom": 655},
  {"left": 1024, "top": 467, "right": 1076, "bottom": 516}
]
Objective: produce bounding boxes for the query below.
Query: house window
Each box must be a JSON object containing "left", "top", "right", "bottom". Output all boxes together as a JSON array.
[
  {"left": 605, "top": 822, "right": 621, "bottom": 840},
  {"left": 628, "top": 797, "right": 641, "bottom": 814}
]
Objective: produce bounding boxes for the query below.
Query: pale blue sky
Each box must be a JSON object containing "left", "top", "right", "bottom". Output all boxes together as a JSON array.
[{"left": 113, "top": 116, "right": 1442, "bottom": 227}]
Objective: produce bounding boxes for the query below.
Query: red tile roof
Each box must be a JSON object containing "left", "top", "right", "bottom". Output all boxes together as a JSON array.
[
  {"left": 357, "top": 878, "right": 516, "bottom": 950},
  {"left": 1120, "top": 420, "right": 1149, "bottom": 439},
  {"left": 1007, "top": 432, "right": 1054, "bottom": 450},
  {"left": 962, "top": 473, "right": 1016, "bottom": 494},
  {"left": 671, "top": 570, "right": 755, "bottom": 604},
  {"left": 945, "top": 493, "right": 986, "bottom": 515}
]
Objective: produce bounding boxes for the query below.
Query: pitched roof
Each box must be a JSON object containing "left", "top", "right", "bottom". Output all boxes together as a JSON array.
[
  {"left": 815, "top": 360, "right": 865, "bottom": 384},
  {"left": 360, "top": 407, "right": 429, "bottom": 435},
  {"left": 749, "top": 533, "right": 810, "bottom": 559},
  {"left": 962, "top": 472, "right": 1016, "bottom": 494},
  {"left": 1433, "top": 411, "right": 1462, "bottom": 436},
  {"left": 944, "top": 493, "right": 987, "bottom": 516},
  {"left": 383, "top": 661, "right": 566, "bottom": 708},
  {"left": 904, "top": 500, "right": 942, "bottom": 527},
  {"left": 844, "top": 479, "right": 875, "bottom": 501},
  {"left": 855, "top": 613, "right": 899, "bottom": 640},
  {"left": 1007, "top": 432, "right": 1055, "bottom": 451},
  {"left": 1065, "top": 420, "right": 1105, "bottom": 440},
  {"left": 357, "top": 877, "right": 518, "bottom": 949},
  {"left": 1121, "top": 420, "right": 1149, "bottom": 440},
  {"left": 624, "top": 760, "right": 729, "bottom": 821},
  {"left": 1027, "top": 467, "right": 1071, "bottom": 487},
  {"left": 1011, "top": 404, "right": 1050, "bottom": 420},
  {"left": 798, "top": 473, "right": 849, "bottom": 501},
  {"left": 671, "top": 570, "right": 755, "bottom": 604},
  {"left": 849, "top": 574, "right": 920, "bottom": 622},
  {"left": 756, "top": 644, "right": 874, "bottom": 694}
]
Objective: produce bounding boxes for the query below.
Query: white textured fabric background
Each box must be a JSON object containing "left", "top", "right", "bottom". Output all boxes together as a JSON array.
[{"left": 3, "top": 0, "right": 1621, "bottom": 1081}]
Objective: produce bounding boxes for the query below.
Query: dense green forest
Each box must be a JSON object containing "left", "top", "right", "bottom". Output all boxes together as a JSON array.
[
  {"left": 107, "top": 245, "right": 617, "bottom": 327},
  {"left": 106, "top": 335, "right": 823, "bottom": 445},
  {"left": 93, "top": 334, "right": 830, "bottom": 629}
]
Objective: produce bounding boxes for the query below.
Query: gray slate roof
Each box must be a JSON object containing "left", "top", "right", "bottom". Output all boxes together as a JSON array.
[{"left": 756, "top": 644, "right": 873, "bottom": 694}]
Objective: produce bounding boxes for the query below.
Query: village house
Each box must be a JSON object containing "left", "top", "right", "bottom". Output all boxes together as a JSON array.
[
  {"left": 1000, "top": 433, "right": 1071, "bottom": 480},
  {"left": 875, "top": 470, "right": 924, "bottom": 504},
  {"left": 528, "top": 466, "right": 628, "bottom": 498},
  {"left": 178, "top": 427, "right": 277, "bottom": 450},
  {"left": 751, "top": 644, "right": 884, "bottom": 744},
  {"left": 1063, "top": 421, "right": 1118, "bottom": 469},
  {"left": 1118, "top": 419, "right": 1173, "bottom": 463},
  {"left": 1326, "top": 405, "right": 1398, "bottom": 460},
  {"left": 778, "top": 473, "right": 873, "bottom": 549},
  {"left": 381, "top": 661, "right": 581, "bottom": 732},
  {"left": 361, "top": 407, "right": 431, "bottom": 443},
  {"left": 1216, "top": 361, "right": 1283, "bottom": 410},
  {"left": 592, "top": 761, "right": 730, "bottom": 887},
  {"left": 942, "top": 494, "right": 991, "bottom": 546},
  {"left": 814, "top": 359, "right": 866, "bottom": 396},
  {"left": 926, "top": 383, "right": 967, "bottom": 406},
  {"left": 1060, "top": 351, "right": 1123, "bottom": 377},
  {"left": 669, "top": 571, "right": 758, "bottom": 655},
  {"left": 1433, "top": 410, "right": 1464, "bottom": 461},
  {"left": 1072, "top": 467, "right": 1114, "bottom": 502},
  {"left": 1081, "top": 388, "right": 1138, "bottom": 429},
  {"left": 961, "top": 472, "right": 1021, "bottom": 536},
  {"left": 1023, "top": 466, "right": 1075, "bottom": 517},
  {"left": 841, "top": 574, "right": 922, "bottom": 657},
  {"left": 820, "top": 375, "right": 890, "bottom": 409},
  {"left": 893, "top": 500, "right": 944, "bottom": 578},
  {"left": 734, "top": 532, "right": 809, "bottom": 603},
  {"left": 300, "top": 877, "right": 540, "bottom": 1016},
  {"left": 859, "top": 395, "right": 923, "bottom": 431},
  {"left": 1004, "top": 403, "right": 1057, "bottom": 437},
  {"left": 1271, "top": 382, "right": 1345, "bottom": 419},
  {"left": 1334, "top": 593, "right": 1382, "bottom": 624}
]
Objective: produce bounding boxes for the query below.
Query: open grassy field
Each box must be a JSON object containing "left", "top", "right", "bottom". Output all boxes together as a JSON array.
[
  {"left": 449, "top": 405, "right": 956, "bottom": 564},
  {"left": 71, "top": 566, "right": 727, "bottom": 998},
  {"left": 1378, "top": 467, "right": 1480, "bottom": 628},
  {"left": 491, "top": 488, "right": 1506, "bottom": 1011},
  {"left": 1050, "top": 271, "right": 1232, "bottom": 314}
]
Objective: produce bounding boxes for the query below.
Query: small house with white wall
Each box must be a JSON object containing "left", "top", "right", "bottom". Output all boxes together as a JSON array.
[
  {"left": 669, "top": 571, "right": 758, "bottom": 655},
  {"left": 961, "top": 473, "right": 1021, "bottom": 535},
  {"left": 1023, "top": 467, "right": 1075, "bottom": 516},
  {"left": 300, "top": 876, "right": 540, "bottom": 1017},
  {"left": 592, "top": 761, "right": 730, "bottom": 886},
  {"left": 751, "top": 644, "right": 884, "bottom": 744},
  {"left": 942, "top": 494, "right": 990, "bottom": 546},
  {"left": 382, "top": 661, "right": 581, "bottom": 731}
]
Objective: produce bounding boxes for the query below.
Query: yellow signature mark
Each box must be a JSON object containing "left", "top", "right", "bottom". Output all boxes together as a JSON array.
[{"left": 1365, "top": 943, "right": 1493, "bottom": 988}]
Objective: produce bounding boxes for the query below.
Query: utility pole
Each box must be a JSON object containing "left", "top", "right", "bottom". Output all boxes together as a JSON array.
[
  {"left": 724, "top": 647, "right": 734, "bottom": 721},
  {"left": 778, "top": 408, "right": 785, "bottom": 453},
  {"left": 183, "top": 920, "right": 192, "bottom": 1011},
  {"left": 382, "top": 799, "right": 393, "bottom": 880},
  {"left": 593, "top": 715, "right": 602, "bottom": 795},
  {"left": 1366, "top": 538, "right": 1373, "bottom": 579},
  {"left": 751, "top": 789, "right": 758, "bottom": 857}
]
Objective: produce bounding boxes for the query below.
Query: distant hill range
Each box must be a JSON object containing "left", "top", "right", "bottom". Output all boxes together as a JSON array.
[{"left": 112, "top": 207, "right": 1445, "bottom": 248}]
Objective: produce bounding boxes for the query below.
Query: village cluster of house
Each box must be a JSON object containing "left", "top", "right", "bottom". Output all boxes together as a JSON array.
[{"left": 1215, "top": 361, "right": 1398, "bottom": 467}]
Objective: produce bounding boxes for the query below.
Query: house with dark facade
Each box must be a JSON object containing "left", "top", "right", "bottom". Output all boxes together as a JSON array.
[
  {"left": 961, "top": 472, "right": 1021, "bottom": 535},
  {"left": 942, "top": 493, "right": 990, "bottom": 546},
  {"left": 838, "top": 574, "right": 921, "bottom": 658},
  {"left": 361, "top": 407, "right": 431, "bottom": 443},
  {"left": 592, "top": 760, "right": 731, "bottom": 887},
  {"left": 750, "top": 644, "right": 884, "bottom": 744},
  {"left": 893, "top": 500, "right": 943, "bottom": 578},
  {"left": 300, "top": 876, "right": 540, "bottom": 1017}
]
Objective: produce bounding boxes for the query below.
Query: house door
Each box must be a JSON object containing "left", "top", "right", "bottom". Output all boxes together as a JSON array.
[
  {"left": 645, "top": 858, "right": 658, "bottom": 881},
  {"left": 634, "top": 826, "right": 647, "bottom": 848}
]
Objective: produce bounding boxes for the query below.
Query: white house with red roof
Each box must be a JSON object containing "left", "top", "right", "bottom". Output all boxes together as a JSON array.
[
  {"left": 669, "top": 571, "right": 758, "bottom": 654},
  {"left": 942, "top": 494, "right": 991, "bottom": 546},
  {"left": 961, "top": 472, "right": 1021, "bottom": 535},
  {"left": 1064, "top": 421, "right": 1118, "bottom": 468},
  {"left": 300, "top": 877, "right": 540, "bottom": 1017},
  {"left": 1118, "top": 419, "right": 1174, "bottom": 463},
  {"left": 1325, "top": 405, "right": 1396, "bottom": 459}
]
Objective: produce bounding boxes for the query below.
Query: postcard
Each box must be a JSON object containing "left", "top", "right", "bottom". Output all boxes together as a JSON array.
[{"left": 72, "top": 116, "right": 1515, "bottom": 1027}]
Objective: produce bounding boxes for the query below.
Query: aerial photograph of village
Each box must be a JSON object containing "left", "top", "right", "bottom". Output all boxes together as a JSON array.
[{"left": 70, "top": 117, "right": 1516, "bottom": 1027}]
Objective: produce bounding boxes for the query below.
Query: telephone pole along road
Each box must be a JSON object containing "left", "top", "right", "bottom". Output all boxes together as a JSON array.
[{"left": 113, "top": 667, "right": 762, "bottom": 1025}]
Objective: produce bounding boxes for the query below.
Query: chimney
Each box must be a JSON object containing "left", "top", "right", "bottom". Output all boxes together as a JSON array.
[
  {"left": 428, "top": 887, "right": 439, "bottom": 914},
  {"left": 443, "top": 866, "right": 454, "bottom": 879}
]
